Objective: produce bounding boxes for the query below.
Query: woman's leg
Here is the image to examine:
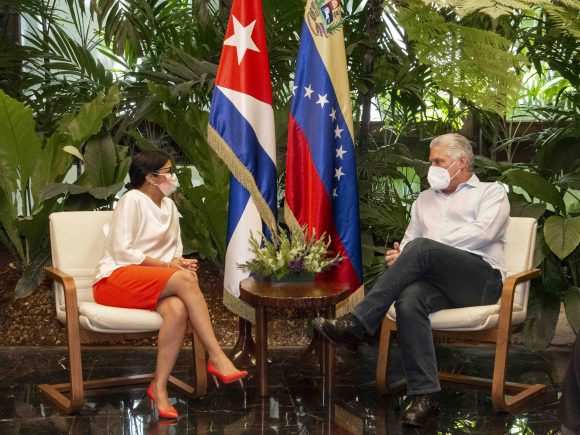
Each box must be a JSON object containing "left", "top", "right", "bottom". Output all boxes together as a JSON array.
[
  {"left": 151, "top": 296, "right": 188, "bottom": 410},
  {"left": 159, "top": 271, "right": 239, "bottom": 375}
]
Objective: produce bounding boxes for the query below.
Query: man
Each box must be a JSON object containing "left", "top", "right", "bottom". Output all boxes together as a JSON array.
[{"left": 313, "top": 133, "right": 510, "bottom": 427}]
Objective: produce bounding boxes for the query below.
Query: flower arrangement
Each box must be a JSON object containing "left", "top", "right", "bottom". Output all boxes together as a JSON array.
[{"left": 237, "top": 225, "right": 342, "bottom": 280}]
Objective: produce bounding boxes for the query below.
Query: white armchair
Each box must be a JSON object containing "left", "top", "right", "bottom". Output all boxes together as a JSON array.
[
  {"left": 38, "top": 211, "right": 207, "bottom": 414},
  {"left": 375, "top": 216, "right": 545, "bottom": 412}
]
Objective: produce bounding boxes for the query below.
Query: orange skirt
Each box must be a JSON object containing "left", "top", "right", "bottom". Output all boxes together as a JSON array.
[{"left": 93, "top": 265, "right": 178, "bottom": 311}]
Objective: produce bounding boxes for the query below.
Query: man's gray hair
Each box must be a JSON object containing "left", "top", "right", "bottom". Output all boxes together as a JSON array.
[{"left": 429, "top": 133, "right": 474, "bottom": 172}]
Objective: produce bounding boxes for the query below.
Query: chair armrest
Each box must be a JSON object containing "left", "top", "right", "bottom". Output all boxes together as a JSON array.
[
  {"left": 497, "top": 268, "right": 541, "bottom": 334},
  {"left": 43, "top": 266, "right": 80, "bottom": 323}
]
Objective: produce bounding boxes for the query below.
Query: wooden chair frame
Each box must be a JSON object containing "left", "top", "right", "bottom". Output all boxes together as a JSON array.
[
  {"left": 39, "top": 267, "right": 207, "bottom": 415},
  {"left": 376, "top": 268, "right": 546, "bottom": 412}
]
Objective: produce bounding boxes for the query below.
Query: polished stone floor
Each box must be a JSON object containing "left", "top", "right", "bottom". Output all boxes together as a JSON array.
[{"left": 0, "top": 343, "right": 570, "bottom": 434}]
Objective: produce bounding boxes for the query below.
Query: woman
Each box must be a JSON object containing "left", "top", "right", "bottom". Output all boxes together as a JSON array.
[{"left": 93, "top": 150, "right": 247, "bottom": 419}]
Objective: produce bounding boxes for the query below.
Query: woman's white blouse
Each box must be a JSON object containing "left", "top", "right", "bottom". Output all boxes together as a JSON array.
[{"left": 93, "top": 189, "right": 183, "bottom": 284}]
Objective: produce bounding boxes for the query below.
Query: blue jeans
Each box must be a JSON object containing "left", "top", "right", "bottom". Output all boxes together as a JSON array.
[{"left": 352, "top": 238, "right": 503, "bottom": 395}]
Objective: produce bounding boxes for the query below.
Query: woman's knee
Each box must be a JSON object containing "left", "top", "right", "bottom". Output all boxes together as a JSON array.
[
  {"left": 165, "top": 297, "right": 188, "bottom": 323},
  {"left": 167, "top": 271, "right": 200, "bottom": 293}
]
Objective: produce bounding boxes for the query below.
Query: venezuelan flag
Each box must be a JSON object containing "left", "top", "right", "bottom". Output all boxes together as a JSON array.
[{"left": 285, "top": 0, "right": 363, "bottom": 307}]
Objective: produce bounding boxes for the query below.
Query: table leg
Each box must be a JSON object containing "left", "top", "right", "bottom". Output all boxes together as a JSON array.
[
  {"left": 255, "top": 305, "right": 269, "bottom": 397},
  {"left": 323, "top": 305, "right": 336, "bottom": 401}
]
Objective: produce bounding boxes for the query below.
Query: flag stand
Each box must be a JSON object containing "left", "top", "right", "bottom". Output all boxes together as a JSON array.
[{"left": 229, "top": 318, "right": 257, "bottom": 369}]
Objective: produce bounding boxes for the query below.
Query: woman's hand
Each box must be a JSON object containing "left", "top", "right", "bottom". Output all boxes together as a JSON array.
[{"left": 174, "top": 257, "right": 198, "bottom": 279}]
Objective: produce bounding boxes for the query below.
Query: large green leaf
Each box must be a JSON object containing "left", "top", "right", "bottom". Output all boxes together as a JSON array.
[
  {"left": 30, "top": 132, "right": 74, "bottom": 208},
  {"left": 556, "top": 172, "right": 580, "bottom": 190},
  {"left": 564, "top": 286, "right": 580, "bottom": 334},
  {"left": 543, "top": 215, "right": 580, "bottom": 260},
  {"left": 14, "top": 246, "right": 52, "bottom": 299},
  {"left": 84, "top": 135, "right": 117, "bottom": 186},
  {"left": 522, "top": 283, "right": 560, "bottom": 351},
  {"left": 502, "top": 169, "right": 565, "bottom": 212},
  {"left": 507, "top": 193, "right": 546, "bottom": 220},
  {"left": 57, "top": 84, "right": 120, "bottom": 146},
  {"left": 0, "top": 89, "right": 42, "bottom": 184},
  {"left": 89, "top": 183, "right": 124, "bottom": 200},
  {"left": 40, "top": 183, "right": 89, "bottom": 200}
]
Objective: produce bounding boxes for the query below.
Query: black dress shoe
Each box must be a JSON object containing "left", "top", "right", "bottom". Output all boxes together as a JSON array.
[
  {"left": 312, "top": 314, "right": 365, "bottom": 352},
  {"left": 401, "top": 394, "right": 439, "bottom": 427}
]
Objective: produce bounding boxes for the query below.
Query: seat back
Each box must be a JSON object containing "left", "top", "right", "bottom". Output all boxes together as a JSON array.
[
  {"left": 49, "top": 211, "right": 114, "bottom": 323},
  {"left": 504, "top": 217, "right": 537, "bottom": 313}
]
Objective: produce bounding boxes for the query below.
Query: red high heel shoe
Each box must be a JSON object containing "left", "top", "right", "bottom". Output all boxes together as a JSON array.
[
  {"left": 147, "top": 383, "right": 178, "bottom": 419},
  {"left": 207, "top": 361, "right": 248, "bottom": 388}
]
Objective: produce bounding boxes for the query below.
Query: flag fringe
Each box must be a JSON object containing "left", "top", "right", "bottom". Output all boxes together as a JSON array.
[
  {"left": 283, "top": 200, "right": 301, "bottom": 230},
  {"left": 336, "top": 284, "right": 364, "bottom": 318},
  {"left": 207, "top": 125, "right": 277, "bottom": 235},
  {"left": 223, "top": 289, "right": 256, "bottom": 324}
]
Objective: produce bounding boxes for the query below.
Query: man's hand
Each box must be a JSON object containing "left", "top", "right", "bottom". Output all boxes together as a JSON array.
[{"left": 385, "top": 242, "right": 401, "bottom": 266}]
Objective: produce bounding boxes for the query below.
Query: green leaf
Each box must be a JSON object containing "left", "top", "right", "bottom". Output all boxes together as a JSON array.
[
  {"left": 30, "top": 132, "right": 74, "bottom": 208},
  {"left": 522, "top": 283, "right": 560, "bottom": 351},
  {"left": 84, "top": 135, "right": 117, "bottom": 186},
  {"left": 556, "top": 172, "right": 580, "bottom": 190},
  {"left": 502, "top": 169, "right": 565, "bottom": 212},
  {"left": 0, "top": 89, "right": 42, "bottom": 185},
  {"left": 564, "top": 286, "right": 580, "bottom": 334},
  {"left": 542, "top": 255, "right": 564, "bottom": 296},
  {"left": 543, "top": 215, "right": 580, "bottom": 260},
  {"left": 14, "top": 246, "right": 51, "bottom": 299},
  {"left": 508, "top": 200, "right": 546, "bottom": 220},
  {"left": 57, "top": 83, "right": 120, "bottom": 146},
  {"left": 40, "top": 183, "right": 89, "bottom": 200},
  {"left": 88, "top": 183, "right": 124, "bottom": 200},
  {"left": 62, "top": 145, "right": 85, "bottom": 161}
]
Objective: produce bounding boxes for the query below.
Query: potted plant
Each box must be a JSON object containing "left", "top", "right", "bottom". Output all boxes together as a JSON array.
[{"left": 237, "top": 225, "right": 342, "bottom": 282}]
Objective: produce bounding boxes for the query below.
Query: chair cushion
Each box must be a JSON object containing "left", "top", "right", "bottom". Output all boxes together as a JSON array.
[
  {"left": 386, "top": 302, "right": 526, "bottom": 331},
  {"left": 78, "top": 302, "right": 162, "bottom": 333}
]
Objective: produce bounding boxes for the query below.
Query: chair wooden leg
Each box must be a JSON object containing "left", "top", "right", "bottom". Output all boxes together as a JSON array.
[
  {"left": 39, "top": 330, "right": 207, "bottom": 414},
  {"left": 39, "top": 314, "right": 85, "bottom": 414},
  {"left": 438, "top": 335, "right": 545, "bottom": 413},
  {"left": 376, "top": 317, "right": 406, "bottom": 395}
]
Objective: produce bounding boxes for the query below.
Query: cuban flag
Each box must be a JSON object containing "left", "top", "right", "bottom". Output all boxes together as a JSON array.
[
  {"left": 208, "top": 0, "right": 276, "bottom": 322},
  {"left": 284, "top": 0, "right": 363, "bottom": 306}
]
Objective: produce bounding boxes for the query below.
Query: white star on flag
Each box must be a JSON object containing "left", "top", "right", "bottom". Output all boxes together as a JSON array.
[
  {"left": 304, "top": 84, "right": 314, "bottom": 99},
  {"left": 293, "top": 85, "right": 297, "bottom": 95},
  {"left": 332, "top": 188, "right": 338, "bottom": 198},
  {"left": 334, "top": 125, "right": 343, "bottom": 139},
  {"left": 335, "top": 167, "right": 345, "bottom": 180},
  {"left": 223, "top": 16, "right": 259, "bottom": 65},
  {"left": 329, "top": 108, "right": 337, "bottom": 121},
  {"left": 336, "top": 145, "right": 347, "bottom": 159},
  {"left": 316, "top": 94, "right": 329, "bottom": 108}
]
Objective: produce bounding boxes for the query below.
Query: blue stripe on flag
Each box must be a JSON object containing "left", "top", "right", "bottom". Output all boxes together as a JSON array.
[
  {"left": 226, "top": 177, "right": 251, "bottom": 243},
  {"left": 209, "top": 87, "right": 277, "bottom": 214}
]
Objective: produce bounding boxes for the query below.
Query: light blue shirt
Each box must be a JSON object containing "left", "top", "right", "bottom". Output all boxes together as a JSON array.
[{"left": 400, "top": 174, "right": 510, "bottom": 280}]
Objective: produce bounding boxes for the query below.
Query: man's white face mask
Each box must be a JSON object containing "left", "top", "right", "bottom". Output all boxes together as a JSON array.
[
  {"left": 154, "top": 173, "right": 179, "bottom": 196},
  {"left": 427, "top": 159, "right": 460, "bottom": 190}
]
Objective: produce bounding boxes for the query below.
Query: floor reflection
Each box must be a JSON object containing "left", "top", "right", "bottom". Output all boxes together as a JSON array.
[{"left": 0, "top": 344, "right": 569, "bottom": 434}]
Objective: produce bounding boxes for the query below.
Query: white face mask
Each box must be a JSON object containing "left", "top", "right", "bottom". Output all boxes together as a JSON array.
[
  {"left": 154, "top": 173, "right": 179, "bottom": 196},
  {"left": 427, "top": 159, "right": 460, "bottom": 190}
]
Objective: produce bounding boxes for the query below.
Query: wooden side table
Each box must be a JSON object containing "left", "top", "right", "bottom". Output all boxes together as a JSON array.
[{"left": 239, "top": 277, "right": 350, "bottom": 399}]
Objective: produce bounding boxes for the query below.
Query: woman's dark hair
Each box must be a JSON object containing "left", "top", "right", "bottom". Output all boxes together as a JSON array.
[{"left": 125, "top": 150, "right": 173, "bottom": 190}]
